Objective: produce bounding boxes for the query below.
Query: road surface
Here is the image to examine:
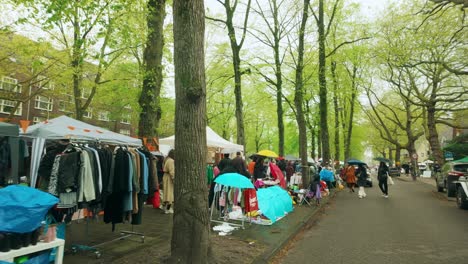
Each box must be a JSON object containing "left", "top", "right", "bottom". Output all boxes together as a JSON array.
[{"left": 275, "top": 176, "right": 468, "bottom": 264}]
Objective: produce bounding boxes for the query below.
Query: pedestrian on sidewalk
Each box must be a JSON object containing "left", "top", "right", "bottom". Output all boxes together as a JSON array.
[
  {"left": 162, "top": 149, "right": 175, "bottom": 214},
  {"left": 344, "top": 163, "right": 356, "bottom": 193},
  {"left": 357, "top": 164, "right": 367, "bottom": 198},
  {"left": 377, "top": 161, "right": 389, "bottom": 198}
]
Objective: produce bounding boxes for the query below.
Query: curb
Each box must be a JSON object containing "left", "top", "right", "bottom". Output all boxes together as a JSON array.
[{"left": 253, "top": 191, "right": 338, "bottom": 263}]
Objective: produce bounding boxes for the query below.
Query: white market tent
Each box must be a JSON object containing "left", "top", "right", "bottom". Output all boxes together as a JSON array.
[
  {"left": 159, "top": 126, "right": 243, "bottom": 152},
  {"left": 23, "top": 115, "right": 142, "bottom": 146},
  {"left": 22, "top": 115, "right": 142, "bottom": 187}
]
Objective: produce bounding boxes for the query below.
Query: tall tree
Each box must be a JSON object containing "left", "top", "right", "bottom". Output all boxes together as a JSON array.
[
  {"left": 14, "top": 0, "right": 134, "bottom": 120},
  {"left": 171, "top": 0, "right": 209, "bottom": 262},
  {"left": 250, "top": 0, "right": 294, "bottom": 156},
  {"left": 311, "top": 0, "right": 340, "bottom": 164},
  {"left": 206, "top": 0, "right": 252, "bottom": 149},
  {"left": 294, "top": 0, "right": 310, "bottom": 185},
  {"left": 138, "top": 0, "right": 166, "bottom": 138}
]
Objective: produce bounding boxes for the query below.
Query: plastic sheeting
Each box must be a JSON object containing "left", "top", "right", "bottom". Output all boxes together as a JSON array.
[
  {"left": 256, "top": 186, "right": 293, "bottom": 224},
  {"left": 0, "top": 185, "right": 59, "bottom": 233}
]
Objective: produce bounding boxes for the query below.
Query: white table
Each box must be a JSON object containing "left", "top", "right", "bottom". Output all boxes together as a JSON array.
[{"left": 0, "top": 238, "right": 64, "bottom": 264}]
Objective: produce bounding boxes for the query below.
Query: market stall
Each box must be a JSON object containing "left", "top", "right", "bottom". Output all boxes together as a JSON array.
[{"left": 21, "top": 115, "right": 142, "bottom": 188}]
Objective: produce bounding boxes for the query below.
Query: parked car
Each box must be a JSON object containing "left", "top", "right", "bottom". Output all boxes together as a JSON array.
[
  {"left": 435, "top": 161, "right": 468, "bottom": 197},
  {"left": 388, "top": 167, "right": 401, "bottom": 177},
  {"left": 454, "top": 176, "right": 468, "bottom": 209}
]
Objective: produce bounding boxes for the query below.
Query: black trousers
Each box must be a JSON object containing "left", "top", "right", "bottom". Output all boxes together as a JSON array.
[{"left": 378, "top": 179, "right": 388, "bottom": 195}]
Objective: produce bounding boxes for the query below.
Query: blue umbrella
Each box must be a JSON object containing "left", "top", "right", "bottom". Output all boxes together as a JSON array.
[
  {"left": 214, "top": 173, "right": 254, "bottom": 189},
  {"left": 346, "top": 159, "right": 367, "bottom": 166}
]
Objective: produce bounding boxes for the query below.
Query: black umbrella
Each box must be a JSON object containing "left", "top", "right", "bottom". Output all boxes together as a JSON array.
[{"left": 346, "top": 159, "right": 367, "bottom": 165}]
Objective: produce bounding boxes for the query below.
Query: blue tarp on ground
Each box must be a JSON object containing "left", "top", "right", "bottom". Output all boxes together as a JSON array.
[
  {"left": 257, "top": 186, "right": 293, "bottom": 224},
  {"left": 0, "top": 185, "right": 59, "bottom": 233}
]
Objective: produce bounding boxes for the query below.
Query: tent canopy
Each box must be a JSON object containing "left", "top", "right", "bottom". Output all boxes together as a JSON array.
[
  {"left": 0, "top": 122, "right": 19, "bottom": 136},
  {"left": 159, "top": 126, "right": 243, "bottom": 152},
  {"left": 22, "top": 115, "right": 142, "bottom": 146}
]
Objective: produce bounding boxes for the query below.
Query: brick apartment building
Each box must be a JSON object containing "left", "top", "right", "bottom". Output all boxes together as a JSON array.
[{"left": 0, "top": 33, "right": 136, "bottom": 136}]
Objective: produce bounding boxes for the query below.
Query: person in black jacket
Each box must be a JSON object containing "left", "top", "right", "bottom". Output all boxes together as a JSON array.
[
  {"left": 357, "top": 164, "right": 368, "bottom": 199},
  {"left": 377, "top": 161, "right": 389, "bottom": 198}
]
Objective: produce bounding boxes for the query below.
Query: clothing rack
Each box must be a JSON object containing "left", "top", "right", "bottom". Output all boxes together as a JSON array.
[
  {"left": 50, "top": 141, "right": 148, "bottom": 259},
  {"left": 70, "top": 210, "right": 145, "bottom": 259}
]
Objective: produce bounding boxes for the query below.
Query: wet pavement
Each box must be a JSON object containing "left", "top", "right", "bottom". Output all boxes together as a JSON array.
[{"left": 62, "top": 192, "right": 336, "bottom": 263}]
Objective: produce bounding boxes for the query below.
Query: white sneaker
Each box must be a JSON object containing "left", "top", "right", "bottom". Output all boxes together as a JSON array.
[
  {"left": 363, "top": 194, "right": 367, "bottom": 198},
  {"left": 168, "top": 208, "right": 174, "bottom": 214},
  {"left": 384, "top": 195, "right": 388, "bottom": 198},
  {"left": 358, "top": 195, "right": 362, "bottom": 199}
]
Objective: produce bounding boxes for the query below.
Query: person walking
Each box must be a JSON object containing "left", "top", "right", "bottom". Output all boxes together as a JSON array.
[
  {"left": 344, "top": 163, "right": 356, "bottom": 193},
  {"left": 357, "top": 164, "right": 368, "bottom": 199},
  {"left": 377, "top": 161, "right": 389, "bottom": 198},
  {"left": 162, "top": 149, "right": 175, "bottom": 214}
]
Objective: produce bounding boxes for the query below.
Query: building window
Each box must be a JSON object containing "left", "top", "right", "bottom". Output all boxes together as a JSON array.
[
  {"left": 35, "top": 96, "right": 53, "bottom": 111},
  {"left": 81, "top": 88, "right": 91, "bottom": 99},
  {"left": 58, "top": 95, "right": 73, "bottom": 112},
  {"left": 119, "top": 129, "right": 130, "bottom": 136},
  {"left": 83, "top": 109, "right": 92, "bottom": 119},
  {"left": 121, "top": 113, "right": 131, "bottom": 124},
  {"left": 37, "top": 75, "right": 55, "bottom": 90},
  {"left": 0, "top": 100, "right": 22, "bottom": 116},
  {"left": 33, "top": 116, "right": 46, "bottom": 124},
  {"left": 1, "top": 76, "right": 21, "bottom": 93},
  {"left": 98, "top": 111, "right": 110, "bottom": 121}
]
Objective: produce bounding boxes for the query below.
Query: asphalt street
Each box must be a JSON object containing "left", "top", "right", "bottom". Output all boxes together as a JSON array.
[{"left": 277, "top": 176, "right": 468, "bottom": 264}]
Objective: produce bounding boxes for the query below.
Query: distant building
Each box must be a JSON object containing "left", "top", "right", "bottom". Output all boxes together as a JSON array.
[{"left": 0, "top": 33, "right": 136, "bottom": 136}]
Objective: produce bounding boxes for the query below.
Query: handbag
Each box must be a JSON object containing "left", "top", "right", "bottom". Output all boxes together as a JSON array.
[{"left": 387, "top": 172, "right": 394, "bottom": 185}]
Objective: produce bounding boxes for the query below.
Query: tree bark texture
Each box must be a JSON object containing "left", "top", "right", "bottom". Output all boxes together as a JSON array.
[
  {"left": 295, "top": 0, "right": 310, "bottom": 185},
  {"left": 139, "top": 0, "right": 166, "bottom": 138},
  {"left": 171, "top": 0, "right": 210, "bottom": 262},
  {"left": 318, "top": 0, "right": 330, "bottom": 164}
]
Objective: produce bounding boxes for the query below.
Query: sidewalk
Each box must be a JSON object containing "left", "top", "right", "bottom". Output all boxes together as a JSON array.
[
  {"left": 62, "top": 191, "right": 335, "bottom": 263},
  {"left": 396, "top": 175, "right": 436, "bottom": 187}
]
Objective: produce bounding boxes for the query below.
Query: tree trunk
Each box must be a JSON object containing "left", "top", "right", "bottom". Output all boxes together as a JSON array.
[
  {"left": 395, "top": 145, "right": 401, "bottom": 166},
  {"left": 171, "top": 0, "right": 210, "bottom": 262},
  {"left": 72, "top": 8, "right": 84, "bottom": 120},
  {"left": 317, "top": 125, "right": 322, "bottom": 160},
  {"left": 318, "top": 0, "right": 330, "bottom": 164},
  {"left": 345, "top": 66, "right": 357, "bottom": 160},
  {"left": 272, "top": 1, "right": 284, "bottom": 157},
  {"left": 331, "top": 60, "right": 340, "bottom": 162},
  {"left": 139, "top": 0, "right": 166, "bottom": 138},
  {"left": 224, "top": 1, "right": 249, "bottom": 149},
  {"left": 427, "top": 103, "right": 443, "bottom": 164},
  {"left": 295, "top": 0, "right": 310, "bottom": 185}
]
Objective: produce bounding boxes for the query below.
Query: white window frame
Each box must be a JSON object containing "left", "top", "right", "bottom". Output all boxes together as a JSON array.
[
  {"left": 37, "top": 75, "right": 55, "bottom": 90},
  {"left": 33, "top": 116, "right": 46, "bottom": 124},
  {"left": 119, "top": 129, "right": 130, "bottom": 136},
  {"left": 34, "top": 95, "right": 53, "bottom": 111},
  {"left": 83, "top": 109, "right": 93, "bottom": 119},
  {"left": 121, "top": 113, "right": 131, "bottom": 124},
  {"left": 81, "top": 88, "right": 91, "bottom": 99},
  {"left": 1, "top": 76, "right": 22, "bottom": 93},
  {"left": 98, "top": 111, "right": 110, "bottom": 121},
  {"left": 58, "top": 95, "right": 73, "bottom": 112},
  {"left": 0, "top": 99, "right": 22, "bottom": 116}
]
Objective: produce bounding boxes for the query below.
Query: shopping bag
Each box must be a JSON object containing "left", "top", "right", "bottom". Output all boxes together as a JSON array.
[
  {"left": 388, "top": 176, "right": 394, "bottom": 185},
  {"left": 243, "top": 189, "right": 259, "bottom": 212},
  {"left": 147, "top": 190, "right": 161, "bottom": 209}
]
